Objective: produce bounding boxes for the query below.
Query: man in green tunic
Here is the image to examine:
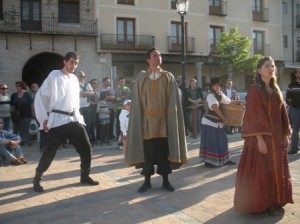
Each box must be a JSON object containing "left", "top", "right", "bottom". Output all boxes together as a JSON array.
[{"left": 126, "top": 47, "right": 188, "bottom": 193}]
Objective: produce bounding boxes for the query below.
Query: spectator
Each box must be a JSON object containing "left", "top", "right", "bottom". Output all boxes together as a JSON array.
[
  {"left": 286, "top": 67, "right": 300, "bottom": 154},
  {"left": 114, "top": 77, "right": 131, "bottom": 145},
  {"left": 97, "top": 91, "right": 110, "bottom": 145},
  {"left": 99, "top": 77, "right": 115, "bottom": 140},
  {"left": 0, "top": 118, "right": 28, "bottom": 166},
  {"left": 89, "top": 79, "right": 100, "bottom": 145},
  {"left": 10, "top": 81, "right": 34, "bottom": 146},
  {"left": 185, "top": 79, "right": 203, "bottom": 137},
  {"left": 119, "top": 99, "right": 131, "bottom": 154},
  {"left": 0, "top": 83, "right": 11, "bottom": 131},
  {"left": 222, "top": 79, "right": 239, "bottom": 134},
  {"left": 77, "top": 71, "right": 94, "bottom": 144}
]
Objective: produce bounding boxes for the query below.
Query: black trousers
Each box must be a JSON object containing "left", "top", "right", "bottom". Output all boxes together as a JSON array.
[
  {"left": 141, "top": 138, "right": 172, "bottom": 176},
  {"left": 36, "top": 122, "right": 92, "bottom": 173}
]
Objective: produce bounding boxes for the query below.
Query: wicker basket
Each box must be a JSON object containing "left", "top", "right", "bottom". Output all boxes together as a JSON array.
[{"left": 221, "top": 104, "right": 245, "bottom": 127}]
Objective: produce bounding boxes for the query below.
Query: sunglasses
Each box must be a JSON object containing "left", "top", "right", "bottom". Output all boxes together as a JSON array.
[{"left": 0, "top": 88, "right": 8, "bottom": 90}]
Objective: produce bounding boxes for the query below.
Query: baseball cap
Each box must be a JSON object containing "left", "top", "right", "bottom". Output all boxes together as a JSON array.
[{"left": 123, "top": 99, "right": 131, "bottom": 105}]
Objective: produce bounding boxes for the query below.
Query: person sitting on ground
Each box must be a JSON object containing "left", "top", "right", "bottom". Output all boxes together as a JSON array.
[{"left": 0, "top": 118, "right": 28, "bottom": 166}]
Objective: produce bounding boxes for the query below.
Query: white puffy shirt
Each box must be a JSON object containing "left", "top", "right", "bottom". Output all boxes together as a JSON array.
[{"left": 34, "top": 70, "right": 85, "bottom": 130}]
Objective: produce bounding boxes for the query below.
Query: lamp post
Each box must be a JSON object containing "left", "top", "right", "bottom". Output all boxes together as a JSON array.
[
  {"left": 176, "top": 0, "right": 189, "bottom": 89},
  {"left": 208, "top": 53, "right": 214, "bottom": 81}
]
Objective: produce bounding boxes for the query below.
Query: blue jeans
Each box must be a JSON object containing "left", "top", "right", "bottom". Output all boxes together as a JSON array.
[
  {"left": 0, "top": 144, "right": 23, "bottom": 161},
  {"left": 290, "top": 107, "right": 300, "bottom": 150},
  {"left": 0, "top": 116, "right": 11, "bottom": 131}
]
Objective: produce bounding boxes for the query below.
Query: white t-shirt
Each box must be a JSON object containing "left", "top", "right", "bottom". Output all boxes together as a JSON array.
[{"left": 79, "top": 82, "right": 93, "bottom": 108}]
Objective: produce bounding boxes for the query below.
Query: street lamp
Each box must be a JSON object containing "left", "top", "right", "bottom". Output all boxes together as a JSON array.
[
  {"left": 176, "top": 0, "right": 189, "bottom": 89},
  {"left": 208, "top": 53, "right": 214, "bottom": 81}
]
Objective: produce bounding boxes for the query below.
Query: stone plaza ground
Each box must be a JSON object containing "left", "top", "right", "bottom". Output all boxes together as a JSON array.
[{"left": 0, "top": 134, "right": 300, "bottom": 224}]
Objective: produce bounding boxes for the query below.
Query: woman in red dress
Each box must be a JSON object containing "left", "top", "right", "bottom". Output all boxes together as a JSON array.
[{"left": 234, "top": 56, "right": 293, "bottom": 216}]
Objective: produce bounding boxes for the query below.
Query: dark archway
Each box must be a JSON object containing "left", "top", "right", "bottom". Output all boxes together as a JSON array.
[{"left": 22, "top": 52, "right": 64, "bottom": 87}]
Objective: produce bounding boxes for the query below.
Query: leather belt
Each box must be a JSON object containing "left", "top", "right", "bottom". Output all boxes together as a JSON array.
[{"left": 52, "top": 109, "right": 75, "bottom": 116}]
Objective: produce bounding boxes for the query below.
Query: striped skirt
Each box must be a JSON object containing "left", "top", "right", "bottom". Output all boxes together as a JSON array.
[{"left": 199, "top": 124, "right": 230, "bottom": 166}]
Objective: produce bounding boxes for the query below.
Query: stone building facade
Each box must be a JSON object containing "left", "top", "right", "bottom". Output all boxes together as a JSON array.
[{"left": 0, "top": 0, "right": 107, "bottom": 91}]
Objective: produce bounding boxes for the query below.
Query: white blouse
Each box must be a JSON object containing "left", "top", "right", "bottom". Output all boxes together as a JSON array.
[{"left": 201, "top": 91, "right": 231, "bottom": 128}]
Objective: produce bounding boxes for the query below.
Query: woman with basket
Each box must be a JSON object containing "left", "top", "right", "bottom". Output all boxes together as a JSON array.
[
  {"left": 234, "top": 56, "right": 293, "bottom": 216},
  {"left": 200, "top": 77, "right": 241, "bottom": 167}
]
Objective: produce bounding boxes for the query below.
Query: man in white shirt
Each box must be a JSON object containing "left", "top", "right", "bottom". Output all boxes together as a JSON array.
[
  {"left": 77, "top": 71, "right": 94, "bottom": 143},
  {"left": 32, "top": 52, "right": 99, "bottom": 192}
]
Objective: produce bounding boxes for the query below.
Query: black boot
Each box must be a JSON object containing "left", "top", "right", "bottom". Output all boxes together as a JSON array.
[
  {"left": 138, "top": 175, "right": 151, "bottom": 193},
  {"left": 80, "top": 168, "right": 99, "bottom": 185},
  {"left": 33, "top": 170, "right": 44, "bottom": 192},
  {"left": 162, "top": 174, "right": 175, "bottom": 192}
]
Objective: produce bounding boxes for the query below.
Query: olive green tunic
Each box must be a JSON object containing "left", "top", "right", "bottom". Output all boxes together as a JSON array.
[{"left": 125, "top": 69, "right": 188, "bottom": 167}]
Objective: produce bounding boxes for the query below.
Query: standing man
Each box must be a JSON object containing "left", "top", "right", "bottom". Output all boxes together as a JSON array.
[
  {"left": 0, "top": 83, "right": 11, "bottom": 131},
  {"left": 114, "top": 77, "right": 131, "bottom": 145},
  {"left": 77, "top": 71, "right": 94, "bottom": 143},
  {"left": 222, "top": 79, "right": 238, "bottom": 134},
  {"left": 126, "top": 47, "right": 188, "bottom": 193},
  {"left": 99, "top": 77, "right": 115, "bottom": 140},
  {"left": 287, "top": 67, "right": 300, "bottom": 154},
  {"left": 32, "top": 52, "right": 99, "bottom": 192}
]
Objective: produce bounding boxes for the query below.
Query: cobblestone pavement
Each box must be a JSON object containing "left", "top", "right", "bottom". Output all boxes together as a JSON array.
[{"left": 0, "top": 134, "right": 299, "bottom": 224}]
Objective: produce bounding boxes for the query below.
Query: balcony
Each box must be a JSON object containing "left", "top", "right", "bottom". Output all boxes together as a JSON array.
[
  {"left": 252, "top": 7, "right": 269, "bottom": 22},
  {"left": 167, "top": 36, "right": 195, "bottom": 53},
  {"left": 0, "top": 12, "right": 97, "bottom": 36},
  {"left": 209, "top": 1, "right": 228, "bottom": 16},
  {"left": 100, "top": 33, "right": 155, "bottom": 51}
]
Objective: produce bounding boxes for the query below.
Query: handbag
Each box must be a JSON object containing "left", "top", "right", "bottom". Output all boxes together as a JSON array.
[{"left": 29, "top": 119, "right": 39, "bottom": 135}]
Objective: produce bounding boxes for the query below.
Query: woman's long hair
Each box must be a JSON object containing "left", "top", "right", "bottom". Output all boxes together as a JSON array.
[{"left": 254, "top": 56, "right": 283, "bottom": 102}]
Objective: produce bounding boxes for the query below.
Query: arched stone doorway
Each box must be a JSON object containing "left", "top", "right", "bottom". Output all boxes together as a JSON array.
[{"left": 22, "top": 52, "right": 64, "bottom": 87}]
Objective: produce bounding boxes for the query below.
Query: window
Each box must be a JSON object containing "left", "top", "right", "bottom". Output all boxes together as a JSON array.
[
  {"left": 58, "top": 0, "right": 80, "bottom": 23},
  {"left": 117, "top": 18, "right": 135, "bottom": 45},
  {"left": 209, "top": 26, "right": 224, "bottom": 53},
  {"left": 253, "top": 30, "right": 265, "bottom": 55},
  {"left": 209, "top": 0, "right": 221, "bottom": 7},
  {"left": 282, "top": 2, "right": 288, "bottom": 16},
  {"left": 171, "top": 0, "right": 176, "bottom": 9},
  {"left": 0, "top": 0, "right": 3, "bottom": 20},
  {"left": 252, "top": 0, "right": 263, "bottom": 11},
  {"left": 283, "top": 35, "right": 288, "bottom": 48},
  {"left": 117, "top": 0, "right": 134, "bottom": 5}
]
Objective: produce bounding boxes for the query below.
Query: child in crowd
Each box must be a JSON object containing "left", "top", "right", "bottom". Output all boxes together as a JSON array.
[
  {"left": 119, "top": 99, "right": 131, "bottom": 154},
  {"left": 97, "top": 91, "right": 111, "bottom": 145}
]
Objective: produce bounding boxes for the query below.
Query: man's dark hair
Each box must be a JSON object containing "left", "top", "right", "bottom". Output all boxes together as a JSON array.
[
  {"left": 64, "top": 52, "right": 79, "bottom": 61},
  {"left": 119, "top": 76, "right": 125, "bottom": 80},
  {"left": 145, "top": 47, "right": 158, "bottom": 60},
  {"left": 102, "top": 77, "right": 110, "bottom": 82}
]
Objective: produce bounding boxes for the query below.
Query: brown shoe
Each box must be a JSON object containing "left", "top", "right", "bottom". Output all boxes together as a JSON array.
[
  {"left": 11, "top": 158, "right": 23, "bottom": 166},
  {"left": 18, "top": 157, "right": 28, "bottom": 164}
]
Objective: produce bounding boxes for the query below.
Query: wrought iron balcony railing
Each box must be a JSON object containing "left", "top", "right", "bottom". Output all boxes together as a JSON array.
[
  {"left": 252, "top": 7, "right": 269, "bottom": 22},
  {"left": 209, "top": 1, "right": 228, "bottom": 16},
  {"left": 167, "top": 36, "right": 195, "bottom": 53},
  {"left": 100, "top": 33, "right": 155, "bottom": 50},
  {"left": 0, "top": 12, "right": 97, "bottom": 36}
]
